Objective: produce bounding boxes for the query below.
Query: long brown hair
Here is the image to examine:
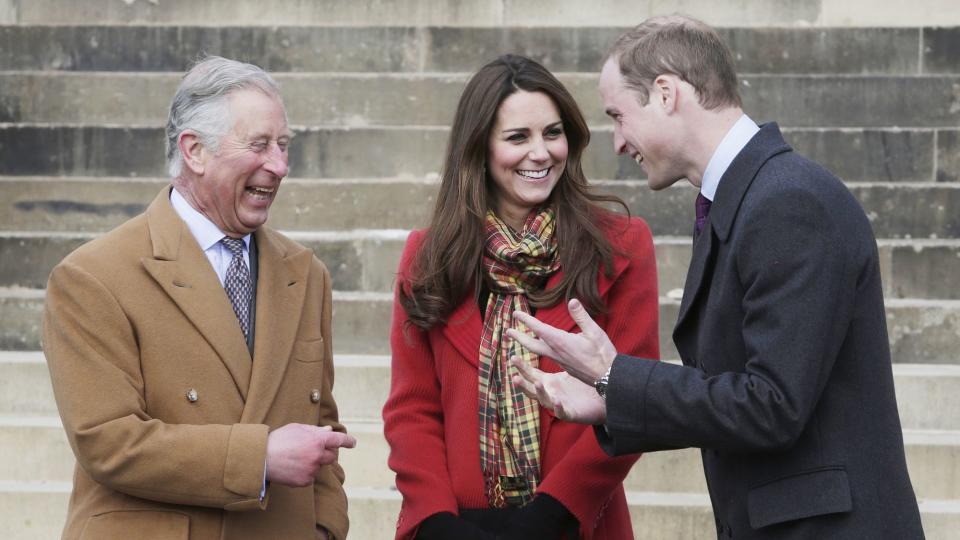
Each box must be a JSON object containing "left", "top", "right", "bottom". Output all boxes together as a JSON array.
[{"left": 400, "top": 54, "right": 627, "bottom": 330}]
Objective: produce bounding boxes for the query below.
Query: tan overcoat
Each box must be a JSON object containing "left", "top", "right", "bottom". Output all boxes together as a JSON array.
[{"left": 42, "top": 187, "right": 348, "bottom": 539}]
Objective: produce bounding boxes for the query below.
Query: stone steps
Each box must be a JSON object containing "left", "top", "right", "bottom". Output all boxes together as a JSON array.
[
  {"left": 4, "top": 289, "right": 960, "bottom": 364},
  {"left": 4, "top": 72, "right": 960, "bottom": 129},
  {"left": 1, "top": 125, "right": 954, "bottom": 182},
  {"left": 4, "top": 0, "right": 959, "bottom": 28},
  {"left": 5, "top": 352, "right": 959, "bottom": 431},
  {"left": 5, "top": 229, "right": 960, "bottom": 300},
  {"left": 2, "top": 176, "right": 958, "bottom": 236},
  {"left": 0, "top": 25, "right": 953, "bottom": 75}
]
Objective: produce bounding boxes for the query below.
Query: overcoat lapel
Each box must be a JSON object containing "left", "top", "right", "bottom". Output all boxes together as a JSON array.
[
  {"left": 141, "top": 187, "right": 253, "bottom": 399},
  {"left": 440, "top": 247, "right": 631, "bottom": 366},
  {"left": 241, "top": 228, "right": 312, "bottom": 424},
  {"left": 673, "top": 123, "right": 792, "bottom": 339}
]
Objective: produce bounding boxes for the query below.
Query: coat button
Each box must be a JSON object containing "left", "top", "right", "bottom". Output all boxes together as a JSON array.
[
  {"left": 310, "top": 389, "right": 321, "bottom": 403},
  {"left": 186, "top": 388, "right": 199, "bottom": 403}
]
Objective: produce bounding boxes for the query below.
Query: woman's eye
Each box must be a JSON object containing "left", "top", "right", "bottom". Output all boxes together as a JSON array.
[
  {"left": 507, "top": 134, "right": 526, "bottom": 142},
  {"left": 546, "top": 127, "right": 564, "bottom": 137}
]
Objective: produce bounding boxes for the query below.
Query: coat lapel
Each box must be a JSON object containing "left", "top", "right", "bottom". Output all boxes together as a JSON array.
[
  {"left": 241, "top": 227, "right": 312, "bottom": 424},
  {"left": 673, "top": 123, "right": 793, "bottom": 338},
  {"left": 141, "top": 187, "right": 253, "bottom": 399}
]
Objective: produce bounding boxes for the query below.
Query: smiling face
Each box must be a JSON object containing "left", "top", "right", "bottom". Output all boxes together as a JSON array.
[
  {"left": 180, "top": 88, "right": 291, "bottom": 237},
  {"left": 599, "top": 58, "right": 685, "bottom": 190},
  {"left": 487, "top": 90, "right": 568, "bottom": 230}
]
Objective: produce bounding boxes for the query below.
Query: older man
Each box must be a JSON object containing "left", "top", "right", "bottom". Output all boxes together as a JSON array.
[
  {"left": 43, "top": 56, "right": 355, "bottom": 540},
  {"left": 510, "top": 15, "right": 924, "bottom": 539}
]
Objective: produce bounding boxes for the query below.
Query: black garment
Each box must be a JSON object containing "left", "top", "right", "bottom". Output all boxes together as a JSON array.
[{"left": 416, "top": 494, "right": 577, "bottom": 539}]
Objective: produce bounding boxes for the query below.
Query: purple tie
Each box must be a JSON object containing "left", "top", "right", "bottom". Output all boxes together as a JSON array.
[{"left": 695, "top": 193, "right": 712, "bottom": 238}]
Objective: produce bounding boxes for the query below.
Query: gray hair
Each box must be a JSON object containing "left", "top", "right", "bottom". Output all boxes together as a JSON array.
[{"left": 165, "top": 56, "right": 283, "bottom": 178}]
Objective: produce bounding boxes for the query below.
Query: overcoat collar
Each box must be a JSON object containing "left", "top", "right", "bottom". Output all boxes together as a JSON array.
[
  {"left": 674, "top": 123, "right": 792, "bottom": 332},
  {"left": 141, "top": 186, "right": 312, "bottom": 417},
  {"left": 441, "top": 245, "right": 632, "bottom": 367}
]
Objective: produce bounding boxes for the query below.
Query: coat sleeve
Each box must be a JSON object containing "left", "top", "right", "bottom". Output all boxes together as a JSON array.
[
  {"left": 601, "top": 181, "right": 857, "bottom": 454},
  {"left": 312, "top": 262, "right": 350, "bottom": 540},
  {"left": 382, "top": 231, "right": 460, "bottom": 540},
  {"left": 43, "top": 261, "right": 269, "bottom": 511},
  {"left": 536, "top": 217, "right": 661, "bottom": 536}
]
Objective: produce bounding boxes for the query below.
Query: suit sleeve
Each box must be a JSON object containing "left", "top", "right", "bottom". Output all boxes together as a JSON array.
[
  {"left": 43, "top": 261, "right": 269, "bottom": 510},
  {"left": 382, "top": 231, "right": 460, "bottom": 540},
  {"left": 601, "top": 183, "right": 856, "bottom": 454},
  {"left": 537, "top": 218, "right": 660, "bottom": 535},
  {"left": 312, "top": 262, "right": 350, "bottom": 540}
]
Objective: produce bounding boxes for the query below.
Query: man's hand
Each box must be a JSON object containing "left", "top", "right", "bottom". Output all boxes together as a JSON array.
[
  {"left": 266, "top": 423, "right": 357, "bottom": 487},
  {"left": 511, "top": 356, "right": 606, "bottom": 425},
  {"left": 507, "top": 299, "right": 617, "bottom": 383}
]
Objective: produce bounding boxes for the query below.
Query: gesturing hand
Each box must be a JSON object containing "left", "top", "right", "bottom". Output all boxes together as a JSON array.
[
  {"left": 506, "top": 299, "right": 617, "bottom": 383},
  {"left": 511, "top": 356, "right": 606, "bottom": 425},
  {"left": 266, "top": 423, "right": 357, "bottom": 487}
]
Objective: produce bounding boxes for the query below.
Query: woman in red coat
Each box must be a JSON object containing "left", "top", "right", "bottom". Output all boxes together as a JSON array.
[{"left": 383, "top": 54, "right": 660, "bottom": 540}]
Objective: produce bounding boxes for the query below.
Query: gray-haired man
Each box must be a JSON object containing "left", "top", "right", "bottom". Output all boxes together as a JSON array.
[{"left": 44, "top": 56, "right": 355, "bottom": 540}]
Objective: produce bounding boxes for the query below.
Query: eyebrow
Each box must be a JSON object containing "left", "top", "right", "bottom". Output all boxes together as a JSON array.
[{"left": 500, "top": 120, "right": 563, "bottom": 134}]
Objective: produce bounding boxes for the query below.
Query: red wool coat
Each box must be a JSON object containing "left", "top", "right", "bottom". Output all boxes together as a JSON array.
[{"left": 383, "top": 216, "right": 660, "bottom": 540}]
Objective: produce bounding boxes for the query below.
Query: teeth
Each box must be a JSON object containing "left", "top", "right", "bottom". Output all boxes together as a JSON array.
[
  {"left": 248, "top": 187, "right": 274, "bottom": 194},
  {"left": 517, "top": 168, "right": 549, "bottom": 179},
  {"left": 634, "top": 154, "right": 644, "bottom": 166}
]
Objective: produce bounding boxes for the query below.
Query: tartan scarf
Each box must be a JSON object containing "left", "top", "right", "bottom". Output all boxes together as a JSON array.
[{"left": 478, "top": 207, "right": 560, "bottom": 508}]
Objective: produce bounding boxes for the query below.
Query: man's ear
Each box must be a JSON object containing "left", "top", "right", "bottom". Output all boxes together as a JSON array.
[
  {"left": 178, "top": 130, "right": 207, "bottom": 175},
  {"left": 652, "top": 74, "right": 680, "bottom": 114}
]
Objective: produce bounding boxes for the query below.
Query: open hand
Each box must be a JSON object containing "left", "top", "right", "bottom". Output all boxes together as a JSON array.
[
  {"left": 511, "top": 356, "right": 606, "bottom": 425},
  {"left": 507, "top": 299, "right": 617, "bottom": 383}
]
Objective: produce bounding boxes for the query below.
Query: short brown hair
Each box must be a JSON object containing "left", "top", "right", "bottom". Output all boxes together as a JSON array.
[{"left": 609, "top": 14, "right": 741, "bottom": 109}]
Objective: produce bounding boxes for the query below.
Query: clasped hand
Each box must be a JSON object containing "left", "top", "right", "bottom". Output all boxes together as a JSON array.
[
  {"left": 266, "top": 423, "right": 357, "bottom": 487},
  {"left": 505, "top": 299, "right": 618, "bottom": 425}
]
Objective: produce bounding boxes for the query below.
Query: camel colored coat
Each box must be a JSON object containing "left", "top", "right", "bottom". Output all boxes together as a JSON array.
[{"left": 43, "top": 187, "right": 348, "bottom": 540}]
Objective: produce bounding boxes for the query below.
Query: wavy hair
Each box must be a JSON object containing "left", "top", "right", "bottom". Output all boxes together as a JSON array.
[{"left": 400, "top": 54, "right": 627, "bottom": 330}]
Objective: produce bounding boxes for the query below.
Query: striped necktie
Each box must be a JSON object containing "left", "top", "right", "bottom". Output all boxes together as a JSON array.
[{"left": 695, "top": 192, "right": 713, "bottom": 238}]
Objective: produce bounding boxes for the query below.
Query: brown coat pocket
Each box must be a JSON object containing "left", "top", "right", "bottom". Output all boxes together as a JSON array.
[
  {"left": 80, "top": 510, "right": 190, "bottom": 540},
  {"left": 747, "top": 466, "right": 852, "bottom": 529}
]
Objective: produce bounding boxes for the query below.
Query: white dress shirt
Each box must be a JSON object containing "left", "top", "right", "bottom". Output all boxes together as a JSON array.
[{"left": 700, "top": 114, "right": 760, "bottom": 202}]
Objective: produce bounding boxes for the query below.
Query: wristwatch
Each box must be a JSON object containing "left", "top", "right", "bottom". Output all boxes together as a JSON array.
[{"left": 594, "top": 366, "right": 612, "bottom": 399}]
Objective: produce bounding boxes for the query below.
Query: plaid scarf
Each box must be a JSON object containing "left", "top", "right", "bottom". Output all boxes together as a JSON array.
[{"left": 478, "top": 207, "right": 560, "bottom": 508}]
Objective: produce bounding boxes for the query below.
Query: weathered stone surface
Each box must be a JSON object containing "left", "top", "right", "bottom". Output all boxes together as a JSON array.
[
  {"left": 0, "top": 126, "right": 166, "bottom": 177},
  {"left": 0, "top": 290, "right": 43, "bottom": 350},
  {"left": 0, "top": 489, "right": 70, "bottom": 540},
  {"left": 0, "top": 26, "right": 425, "bottom": 72},
  {"left": 887, "top": 300, "right": 960, "bottom": 365},
  {"left": 5, "top": 73, "right": 959, "bottom": 130},
  {"left": 938, "top": 130, "right": 960, "bottom": 183},
  {"left": 10, "top": 0, "right": 503, "bottom": 27},
  {"left": 0, "top": 26, "right": 923, "bottom": 74},
  {"left": 923, "top": 27, "right": 960, "bottom": 74}
]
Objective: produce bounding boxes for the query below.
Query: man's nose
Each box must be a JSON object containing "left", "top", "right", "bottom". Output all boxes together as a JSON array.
[
  {"left": 613, "top": 128, "right": 627, "bottom": 155},
  {"left": 264, "top": 143, "right": 289, "bottom": 178}
]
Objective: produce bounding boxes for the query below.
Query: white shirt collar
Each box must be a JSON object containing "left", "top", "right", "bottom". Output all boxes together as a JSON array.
[
  {"left": 170, "top": 187, "right": 251, "bottom": 252},
  {"left": 700, "top": 114, "right": 760, "bottom": 202}
]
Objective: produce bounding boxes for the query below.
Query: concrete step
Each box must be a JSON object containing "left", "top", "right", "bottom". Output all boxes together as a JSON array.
[
  {"left": 0, "top": 25, "right": 949, "bottom": 75},
  {"left": 4, "top": 229, "right": 960, "bottom": 300},
  {"left": 5, "top": 287, "right": 960, "bottom": 363},
  {"left": 4, "top": 72, "right": 960, "bottom": 130},
  {"left": 5, "top": 350, "right": 959, "bottom": 430},
  {"left": 2, "top": 177, "right": 959, "bottom": 238},
  {"left": 0, "top": 478, "right": 958, "bottom": 540},
  {"left": 4, "top": 0, "right": 959, "bottom": 28},
  {"left": 0, "top": 125, "right": 953, "bottom": 183}
]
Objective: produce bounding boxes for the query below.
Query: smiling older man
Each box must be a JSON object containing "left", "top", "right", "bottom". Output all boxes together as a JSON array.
[{"left": 43, "top": 56, "right": 355, "bottom": 540}]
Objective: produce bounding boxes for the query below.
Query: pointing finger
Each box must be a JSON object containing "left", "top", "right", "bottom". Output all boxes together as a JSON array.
[{"left": 568, "top": 299, "right": 603, "bottom": 336}]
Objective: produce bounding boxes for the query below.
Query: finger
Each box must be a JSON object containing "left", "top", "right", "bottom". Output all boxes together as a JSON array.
[
  {"left": 322, "top": 432, "right": 358, "bottom": 449},
  {"left": 511, "top": 355, "right": 540, "bottom": 384},
  {"left": 512, "top": 310, "right": 563, "bottom": 342},
  {"left": 511, "top": 373, "right": 539, "bottom": 401},
  {"left": 568, "top": 298, "right": 603, "bottom": 336},
  {"left": 555, "top": 400, "right": 567, "bottom": 422},
  {"left": 505, "top": 328, "right": 553, "bottom": 357}
]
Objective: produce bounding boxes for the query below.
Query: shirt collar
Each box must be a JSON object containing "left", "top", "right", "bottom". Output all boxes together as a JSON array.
[
  {"left": 170, "top": 187, "right": 251, "bottom": 252},
  {"left": 700, "top": 114, "right": 760, "bottom": 202}
]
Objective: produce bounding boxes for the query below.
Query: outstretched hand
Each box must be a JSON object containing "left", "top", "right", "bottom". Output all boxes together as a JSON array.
[
  {"left": 506, "top": 298, "right": 617, "bottom": 384},
  {"left": 511, "top": 356, "right": 606, "bottom": 425}
]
